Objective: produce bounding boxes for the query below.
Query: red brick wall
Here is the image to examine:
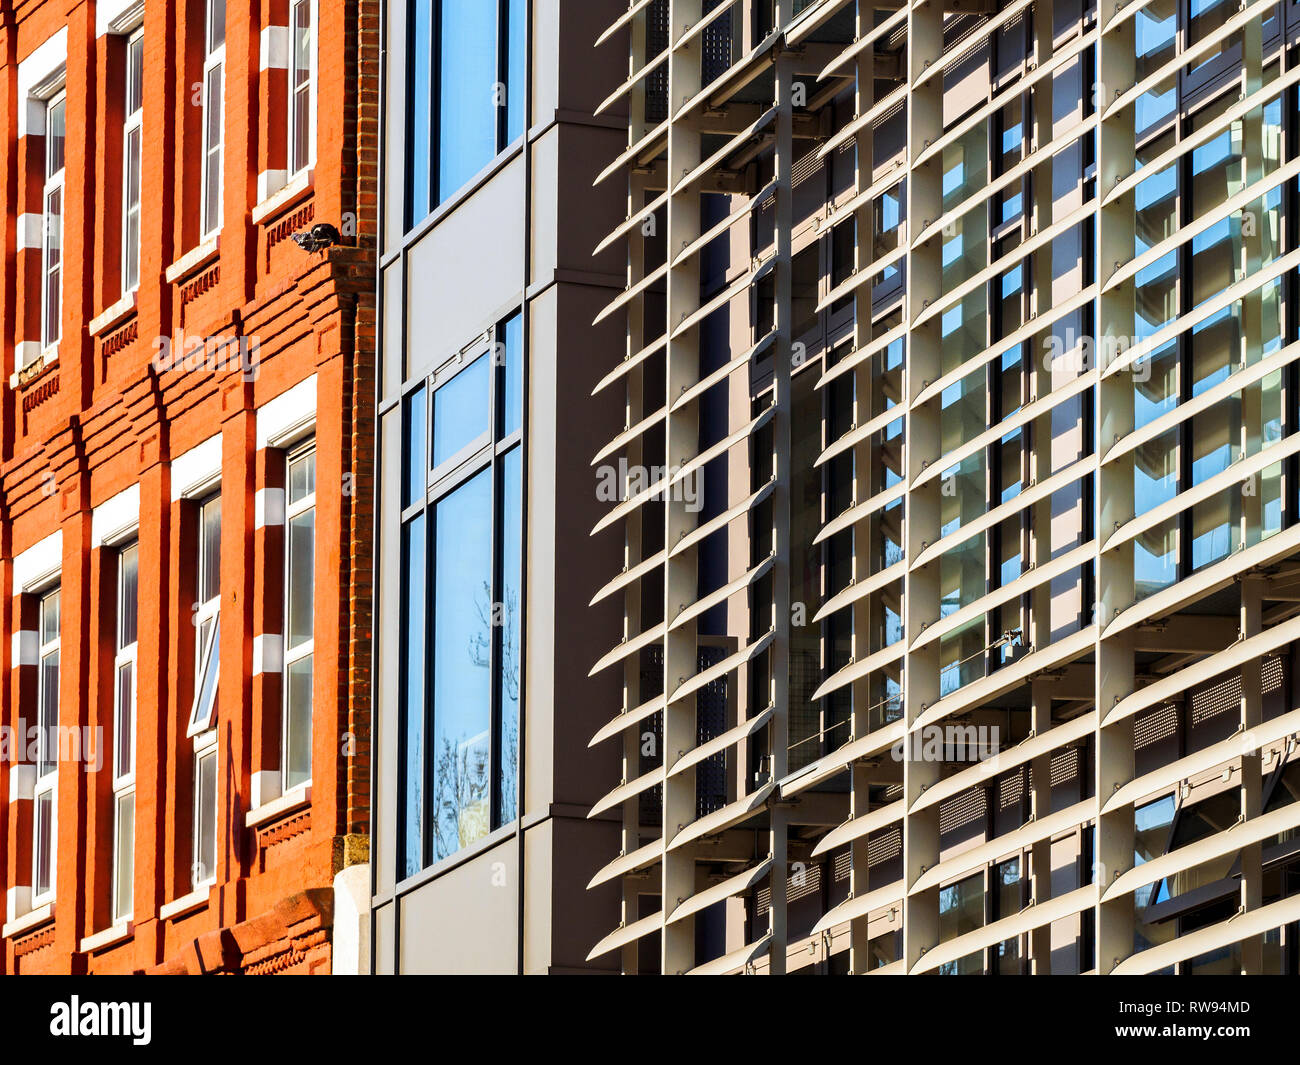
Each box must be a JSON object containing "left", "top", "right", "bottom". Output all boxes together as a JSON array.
[{"left": 0, "top": 0, "right": 376, "bottom": 975}]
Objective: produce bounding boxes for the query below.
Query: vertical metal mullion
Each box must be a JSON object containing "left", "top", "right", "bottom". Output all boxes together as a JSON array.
[
  {"left": 662, "top": 0, "right": 705, "bottom": 975},
  {"left": 1096, "top": 1, "right": 1140, "bottom": 974},
  {"left": 766, "top": 0, "right": 796, "bottom": 976}
]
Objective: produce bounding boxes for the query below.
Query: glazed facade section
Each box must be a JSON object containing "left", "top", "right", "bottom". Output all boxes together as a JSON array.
[
  {"left": 587, "top": 0, "right": 1300, "bottom": 973},
  {"left": 370, "top": 0, "right": 627, "bottom": 973}
]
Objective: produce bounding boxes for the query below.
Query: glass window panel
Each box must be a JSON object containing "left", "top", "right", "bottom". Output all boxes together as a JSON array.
[
  {"left": 1134, "top": 340, "right": 1177, "bottom": 430},
  {"left": 1192, "top": 489, "right": 1239, "bottom": 569},
  {"left": 940, "top": 370, "right": 984, "bottom": 456},
  {"left": 1251, "top": 460, "right": 1284, "bottom": 546},
  {"left": 995, "top": 857, "right": 1021, "bottom": 916},
  {"left": 194, "top": 749, "right": 217, "bottom": 886},
  {"left": 869, "top": 416, "right": 905, "bottom": 495},
  {"left": 1188, "top": 0, "right": 1235, "bottom": 69},
  {"left": 940, "top": 533, "right": 985, "bottom": 618},
  {"left": 939, "top": 617, "right": 985, "bottom": 696},
  {"left": 506, "top": 0, "right": 525, "bottom": 143},
  {"left": 41, "top": 590, "right": 60, "bottom": 645},
  {"left": 1191, "top": 399, "right": 1239, "bottom": 484},
  {"left": 1191, "top": 217, "right": 1242, "bottom": 309},
  {"left": 1191, "top": 127, "right": 1243, "bottom": 221},
  {"left": 289, "top": 450, "right": 316, "bottom": 504},
  {"left": 999, "top": 428, "right": 1024, "bottom": 503},
  {"left": 1190, "top": 305, "right": 1237, "bottom": 396},
  {"left": 34, "top": 791, "right": 54, "bottom": 897},
  {"left": 940, "top": 212, "right": 986, "bottom": 294},
  {"left": 189, "top": 618, "right": 220, "bottom": 734},
  {"left": 127, "top": 34, "right": 144, "bottom": 113},
  {"left": 1257, "top": 370, "right": 1284, "bottom": 448},
  {"left": 285, "top": 654, "right": 313, "bottom": 790},
  {"left": 502, "top": 313, "right": 523, "bottom": 437},
  {"left": 292, "top": 0, "right": 311, "bottom": 88},
  {"left": 942, "top": 124, "right": 986, "bottom": 214},
  {"left": 44, "top": 186, "right": 62, "bottom": 347},
  {"left": 403, "top": 387, "right": 427, "bottom": 507},
  {"left": 116, "top": 661, "right": 134, "bottom": 780},
  {"left": 203, "top": 64, "right": 223, "bottom": 234},
  {"left": 998, "top": 516, "right": 1022, "bottom": 586},
  {"left": 39, "top": 651, "right": 59, "bottom": 776},
  {"left": 996, "top": 266, "right": 1023, "bottom": 338},
  {"left": 870, "top": 579, "right": 904, "bottom": 654},
  {"left": 1134, "top": 79, "right": 1175, "bottom": 137},
  {"left": 1135, "top": 0, "right": 1175, "bottom": 78},
  {"left": 113, "top": 792, "right": 134, "bottom": 921},
  {"left": 431, "top": 469, "right": 493, "bottom": 861},
  {"left": 1134, "top": 794, "right": 1175, "bottom": 912},
  {"left": 46, "top": 98, "right": 65, "bottom": 177},
  {"left": 199, "top": 497, "right": 222, "bottom": 604},
  {"left": 1135, "top": 516, "right": 1179, "bottom": 602},
  {"left": 940, "top": 292, "right": 987, "bottom": 377},
  {"left": 498, "top": 447, "right": 522, "bottom": 823},
  {"left": 291, "top": 0, "right": 312, "bottom": 172},
  {"left": 437, "top": 0, "right": 499, "bottom": 202},
  {"left": 432, "top": 355, "right": 490, "bottom": 468},
  {"left": 408, "top": 0, "right": 433, "bottom": 222},
  {"left": 207, "top": 0, "right": 226, "bottom": 51},
  {"left": 124, "top": 126, "right": 141, "bottom": 290},
  {"left": 1134, "top": 428, "right": 1178, "bottom": 512},
  {"left": 401, "top": 513, "right": 427, "bottom": 878},
  {"left": 873, "top": 498, "right": 904, "bottom": 572},
  {"left": 293, "top": 86, "right": 311, "bottom": 173},
  {"left": 1262, "top": 98, "right": 1284, "bottom": 176},
  {"left": 287, "top": 510, "right": 315, "bottom": 648},
  {"left": 118, "top": 545, "right": 138, "bottom": 650},
  {"left": 939, "top": 453, "right": 985, "bottom": 537},
  {"left": 1134, "top": 162, "right": 1176, "bottom": 258},
  {"left": 939, "top": 872, "right": 984, "bottom": 941},
  {"left": 1134, "top": 251, "right": 1176, "bottom": 340},
  {"left": 873, "top": 187, "right": 903, "bottom": 284}
]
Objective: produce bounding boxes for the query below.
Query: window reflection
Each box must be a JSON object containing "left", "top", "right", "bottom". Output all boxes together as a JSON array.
[{"left": 432, "top": 468, "right": 493, "bottom": 860}]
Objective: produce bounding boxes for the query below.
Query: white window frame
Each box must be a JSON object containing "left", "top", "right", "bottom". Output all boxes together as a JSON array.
[
  {"left": 282, "top": 442, "right": 316, "bottom": 793},
  {"left": 189, "top": 492, "right": 221, "bottom": 890},
  {"left": 200, "top": 0, "right": 226, "bottom": 239},
  {"left": 192, "top": 738, "right": 218, "bottom": 890},
  {"left": 111, "top": 542, "right": 138, "bottom": 924},
  {"left": 40, "top": 91, "right": 66, "bottom": 356},
  {"left": 287, "top": 0, "right": 317, "bottom": 179},
  {"left": 121, "top": 30, "right": 144, "bottom": 295},
  {"left": 188, "top": 493, "right": 222, "bottom": 738},
  {"left": 32, "top": 586, "right": 61, "bottom": 909}
]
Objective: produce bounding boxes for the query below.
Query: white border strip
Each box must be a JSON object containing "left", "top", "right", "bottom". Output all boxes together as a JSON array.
[
  {"left": 171, "top": 435, "right": 222, "bottom": 501},
  {"left": 91, "top": 484, "right": 141, "bottom": 548},
  {"left": 257, "top": 375, "right": 317, "bottom": 450},
  {"left": 17, "top": 29, "right": 68, "bottom": 138},
  {"left": 12, "top": 531, "right": 62, "bottom": 595}
]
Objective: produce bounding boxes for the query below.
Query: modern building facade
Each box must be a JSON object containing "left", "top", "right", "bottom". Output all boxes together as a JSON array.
[
  {"left": 369, "top": 0, "right": 630, "bottom": 972},
  {"left": 0, "top": 0, "right": 377, "bottom": 974},
  {"left": 579, "top": 0, "right": 1300, "bottom": 975}
]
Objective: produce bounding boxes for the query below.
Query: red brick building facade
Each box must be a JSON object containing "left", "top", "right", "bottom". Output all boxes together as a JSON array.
[{"left": 0, "top": 0, "right": 376, "bottom": 974}]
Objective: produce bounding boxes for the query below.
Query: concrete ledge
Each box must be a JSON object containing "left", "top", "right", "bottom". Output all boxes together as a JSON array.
[
  {"left": 245, "top": 784, "right": 310, "bottom": 828},
  {"left": 164, "top": 234, "right": 220, "bottom": 284},
  {"left": 80, "top": 921, "right": 133, "bottom": 953},
  {"left": 88, "top": 289, "right": 138, "bottom": 337},
  {"left": 252, "top": 170, "right": 313, "bottom": 225},
  {"left": 159, "top": 885, "right": 212, "bottom": 921},
  {"left": 2, "top": 902, "right": 53, "bottom": 940}
]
